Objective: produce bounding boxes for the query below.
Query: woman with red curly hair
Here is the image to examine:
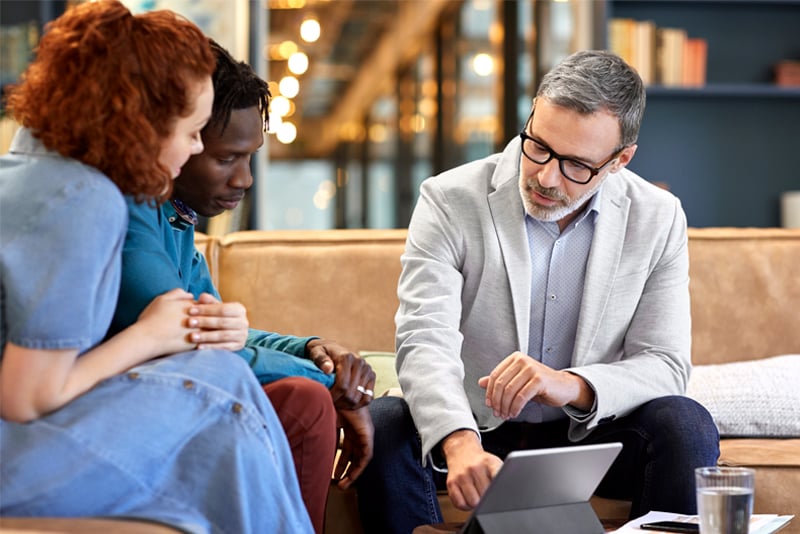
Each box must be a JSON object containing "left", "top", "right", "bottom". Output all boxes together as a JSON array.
[{"left": 0, "top": 2, "right": 313, "bottom": 532}]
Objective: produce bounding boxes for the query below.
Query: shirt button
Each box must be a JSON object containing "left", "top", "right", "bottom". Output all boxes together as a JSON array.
[
  {"left": 232, "top": 403, "right": 243, "bottom": 414},
  {"left": 549, "top": 294, "right": 557, "bottom": 300},
  {"left": 545, "top": 347, "right": 553, "bottom": 353},
  {"left": 183, "top": 380, "right": 194, "bottom": 389},
  {"left": 168, "top": 216, "right": 176, "bottom": 223}
]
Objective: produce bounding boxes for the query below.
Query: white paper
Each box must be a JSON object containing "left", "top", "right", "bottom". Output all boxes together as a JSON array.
[{"left": 611, "top": 510, "right": 794, "bottom": 534}]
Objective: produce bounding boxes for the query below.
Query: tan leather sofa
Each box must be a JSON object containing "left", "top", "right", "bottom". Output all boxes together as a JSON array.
[
  {"left": 196, "top": 227, "right": 800, "bottom": 534},
  {"left": 5, "top": 228, "right": 796, "bottom": 533}
]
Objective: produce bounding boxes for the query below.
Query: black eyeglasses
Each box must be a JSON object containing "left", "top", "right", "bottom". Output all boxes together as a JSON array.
[{"left": 519, "top": 114, "right": 625, "bottom": 185}]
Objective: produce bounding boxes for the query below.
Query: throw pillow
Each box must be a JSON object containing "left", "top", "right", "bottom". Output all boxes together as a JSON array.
[
  {"left": 359, "top": 351, "right": 401, "bottom": 397},
  {"left": 686, "top": 354, "right": 800, "bottom": 437}
]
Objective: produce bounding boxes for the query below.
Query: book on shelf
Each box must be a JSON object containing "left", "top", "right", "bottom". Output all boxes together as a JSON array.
[
  {"left": 682, "top": 38, "right": 708, "bottom": 87},
  {"left": 656, "top": 27, "right": 686, "bottom": 87},
  {"left": 608, "top": 18, "right": 707, "bottom": 88},
  {"left": 609, "top": 18, "right": 656, "bottom": 86},
  {"left": 775, "top": 60, "right": 800, "bottom": 87}
]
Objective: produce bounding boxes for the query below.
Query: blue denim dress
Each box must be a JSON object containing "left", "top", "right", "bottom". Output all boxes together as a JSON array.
[{"left": 0, "top": 129, "right": 313, "bottom": 533}]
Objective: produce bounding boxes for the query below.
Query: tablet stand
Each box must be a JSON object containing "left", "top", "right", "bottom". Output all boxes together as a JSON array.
[{"left": 459, "top": 501, "right": 605, "bottom": 534}]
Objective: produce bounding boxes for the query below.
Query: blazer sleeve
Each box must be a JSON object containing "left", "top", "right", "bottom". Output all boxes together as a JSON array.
[{"left": 396, "top": 178, "right": 482, "bottom": 462}]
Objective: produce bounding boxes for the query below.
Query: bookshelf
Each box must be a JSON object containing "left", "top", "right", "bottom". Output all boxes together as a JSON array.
[{"left": 604, "top": 0, "right": 800, "bottom": 228}]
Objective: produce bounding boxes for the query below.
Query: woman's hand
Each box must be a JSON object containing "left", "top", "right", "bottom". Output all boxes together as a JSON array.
[
  {"left": 183, "top": 292, "right": 249, "bottom": 351},
  {"left": 136, "top": 288, "right": 202, "bottom": 355},
  {"left": 1, "top": 288, "right": 200, "bottom": 423}
]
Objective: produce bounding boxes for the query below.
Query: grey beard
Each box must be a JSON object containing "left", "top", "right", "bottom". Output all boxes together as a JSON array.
[{"left": 519, "top": 177, "right": 603, "bottom": 222}]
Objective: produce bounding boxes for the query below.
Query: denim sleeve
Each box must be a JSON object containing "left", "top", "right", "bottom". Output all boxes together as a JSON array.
[{"left": 236, "top": 346, "right": 335, "bottom": 388}]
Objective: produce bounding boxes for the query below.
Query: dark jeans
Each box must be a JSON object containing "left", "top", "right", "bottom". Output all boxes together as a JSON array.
[{"left": 356, "top": 395, "right": 719, "bottom": 534}]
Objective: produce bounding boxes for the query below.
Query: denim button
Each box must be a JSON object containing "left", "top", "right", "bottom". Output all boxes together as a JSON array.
[
  {"left": 232, "top": 402, "right": 243, "bottom": 414},
  {"left": 127, "top": 372, "right": 140, "bottom": 380},
  {"left": 183, "top": 380, "right": 194, "bottom": 389}
]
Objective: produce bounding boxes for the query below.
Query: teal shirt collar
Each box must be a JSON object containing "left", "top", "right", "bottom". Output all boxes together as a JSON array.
[{"left": 166, "top": 199, "right": 197, "bottom": 230}]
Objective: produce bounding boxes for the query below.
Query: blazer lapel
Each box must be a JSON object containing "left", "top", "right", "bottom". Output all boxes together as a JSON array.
[
  {"left": 489, "top": 141, "right": 530, "bottom": 352},
  {"left": 573, "top": 177, "right": 630, "bottom": 364}
]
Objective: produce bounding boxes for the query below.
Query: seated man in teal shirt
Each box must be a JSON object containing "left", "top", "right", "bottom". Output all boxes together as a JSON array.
[{"left": 111, "top": 41, "right": 374, "bottom": 534}]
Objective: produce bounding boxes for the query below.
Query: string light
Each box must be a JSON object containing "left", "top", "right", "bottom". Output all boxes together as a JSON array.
[
  {"left": 270, "top": 95, "right": 292, "bottom": 117},
  {"left": 288, "top": 52, "right": 309, "bottom": 75},
  {"left": 300, "top": 18, "right": 321, "bottom": 43},
  {"left": 472, "top": 53, "right": 494, "bottom": 76},
  {"left": 279, "top": 76, "right": 300, "bottom": 98},
  {"left": 276, "top": 121, "right": 297, "bottom": 144}
]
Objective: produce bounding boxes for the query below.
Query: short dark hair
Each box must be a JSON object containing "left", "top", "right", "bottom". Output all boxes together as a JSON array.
[{"left": 208, "top": 40, "right": 271, "bottom": 134}]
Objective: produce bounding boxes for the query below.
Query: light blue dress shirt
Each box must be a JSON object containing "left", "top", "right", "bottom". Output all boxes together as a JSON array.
[{"left": 520, "top": 188, "right": 602, "bottom": 423}]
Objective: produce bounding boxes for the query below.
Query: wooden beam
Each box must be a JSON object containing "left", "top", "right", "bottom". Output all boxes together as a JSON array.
[{"left": 303, "top": 0, "right": 453, "bottom": 157}]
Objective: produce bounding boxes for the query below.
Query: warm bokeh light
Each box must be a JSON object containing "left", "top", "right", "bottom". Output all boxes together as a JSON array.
[
  {"left": 269, "top": 0, "right": 307, "bottom": 9},
  {"left": 300, "top": 18, "right": 321, "bottom": 43},
  {"left": 288, "top": 51, "right": 309, "bottom": 75},
  {"left": 472, "top": 53, "right": 494, "bottom": 76},
  {"left": 277, "top": 40, "right": 298, "bottom": 59},
  {"left": 313, "top": 180, "right": 336, "bottom": 210},
  {"left": 489, "top": 22, "right": 504, "bottom": 45},
  {"left": 338, "top": 121, "right": 365, "bottom": 143},
  {"left": 279, "top": 76, "right": 300, "bottom": 98},
  {"left": 411, "top": 114, "right": 426, "bottom": 133},
  {"left": 368, "top": 123, "right": 388, "bottom": 143},
  {"left": 418, "top": 97, "right": 437, "bottom": 117},
  {"left": 270, "top": 95, "right": 291, "bottom": 117},
  {"left": 284, "top": 99, "right": 297, "bottom": 117},
  {"left": 267, "top": 113, "right": 283, "bottom": 134},
  {"left": 276, "top": 121, "right": 297, "bottom": 144}
]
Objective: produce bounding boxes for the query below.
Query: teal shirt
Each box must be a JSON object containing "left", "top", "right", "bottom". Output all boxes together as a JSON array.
[{"left": 110, "top": 198, "right": 334, "bottom": 387}]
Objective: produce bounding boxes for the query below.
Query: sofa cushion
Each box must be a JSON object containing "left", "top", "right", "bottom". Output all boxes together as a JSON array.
[
  {"left": 213, "top": 230, "right": 406, "bottom": 354},
  {"left": 359, "top": 351, "right": 400, "bottom": 397},
  {"left": 686, "top": 354, "right": 800, "bottom": 437}
]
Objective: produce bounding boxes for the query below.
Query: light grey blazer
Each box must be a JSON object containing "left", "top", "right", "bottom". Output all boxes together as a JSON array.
[{"left": 395, "top": 137, "right": 691, "bottom": 461}]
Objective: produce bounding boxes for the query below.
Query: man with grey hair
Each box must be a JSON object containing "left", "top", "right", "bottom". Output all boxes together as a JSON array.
[{"left": 356, "top": 50, "right": 719, "bottom": 533}]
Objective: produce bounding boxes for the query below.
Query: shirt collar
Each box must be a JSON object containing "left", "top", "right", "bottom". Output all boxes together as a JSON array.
[
  {"left": 10, "top": 128, "right": 54, "bottom": 157},
  {"left": 168, "top": 198, "right": 198, "bottom": 229}
]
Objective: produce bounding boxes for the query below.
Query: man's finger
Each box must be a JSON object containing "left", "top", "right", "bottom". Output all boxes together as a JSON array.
[{"left": 312, "top": 352, "right": 335, "bottom": 373}]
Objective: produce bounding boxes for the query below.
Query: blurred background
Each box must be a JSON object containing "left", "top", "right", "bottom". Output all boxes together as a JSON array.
[{"left": 2, "top": 0, "right": 799, "bottom": 232}]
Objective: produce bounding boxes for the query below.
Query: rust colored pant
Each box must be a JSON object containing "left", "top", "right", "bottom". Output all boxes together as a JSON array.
[{"left": 263, "top": 377, "right": 337, "bottom": 534}]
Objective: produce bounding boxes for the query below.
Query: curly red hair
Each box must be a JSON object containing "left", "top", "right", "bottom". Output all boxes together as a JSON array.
[{"left": 6, "top": 0, "right": 215, "bottom": 200}]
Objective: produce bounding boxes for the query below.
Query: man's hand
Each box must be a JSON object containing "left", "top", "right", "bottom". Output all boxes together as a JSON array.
[
  {"left": 441, "top": 429, "right": 503, "bottom": 510},
  {"left": 306, "top": 339, "right": 376, "bottom": 410},
  {"left": 185, "top": 292, "right": 249, "bottom": 351},
  {"left": 333, "top": 406, "right": 374, "bottom": 490},
  {"left": 477, "top": 351, "right": 594, "bottom": 419}
]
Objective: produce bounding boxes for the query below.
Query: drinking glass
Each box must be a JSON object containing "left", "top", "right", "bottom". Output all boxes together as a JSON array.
[{"left": 695, "top": 466, "right": 755, "bottom": 534}]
